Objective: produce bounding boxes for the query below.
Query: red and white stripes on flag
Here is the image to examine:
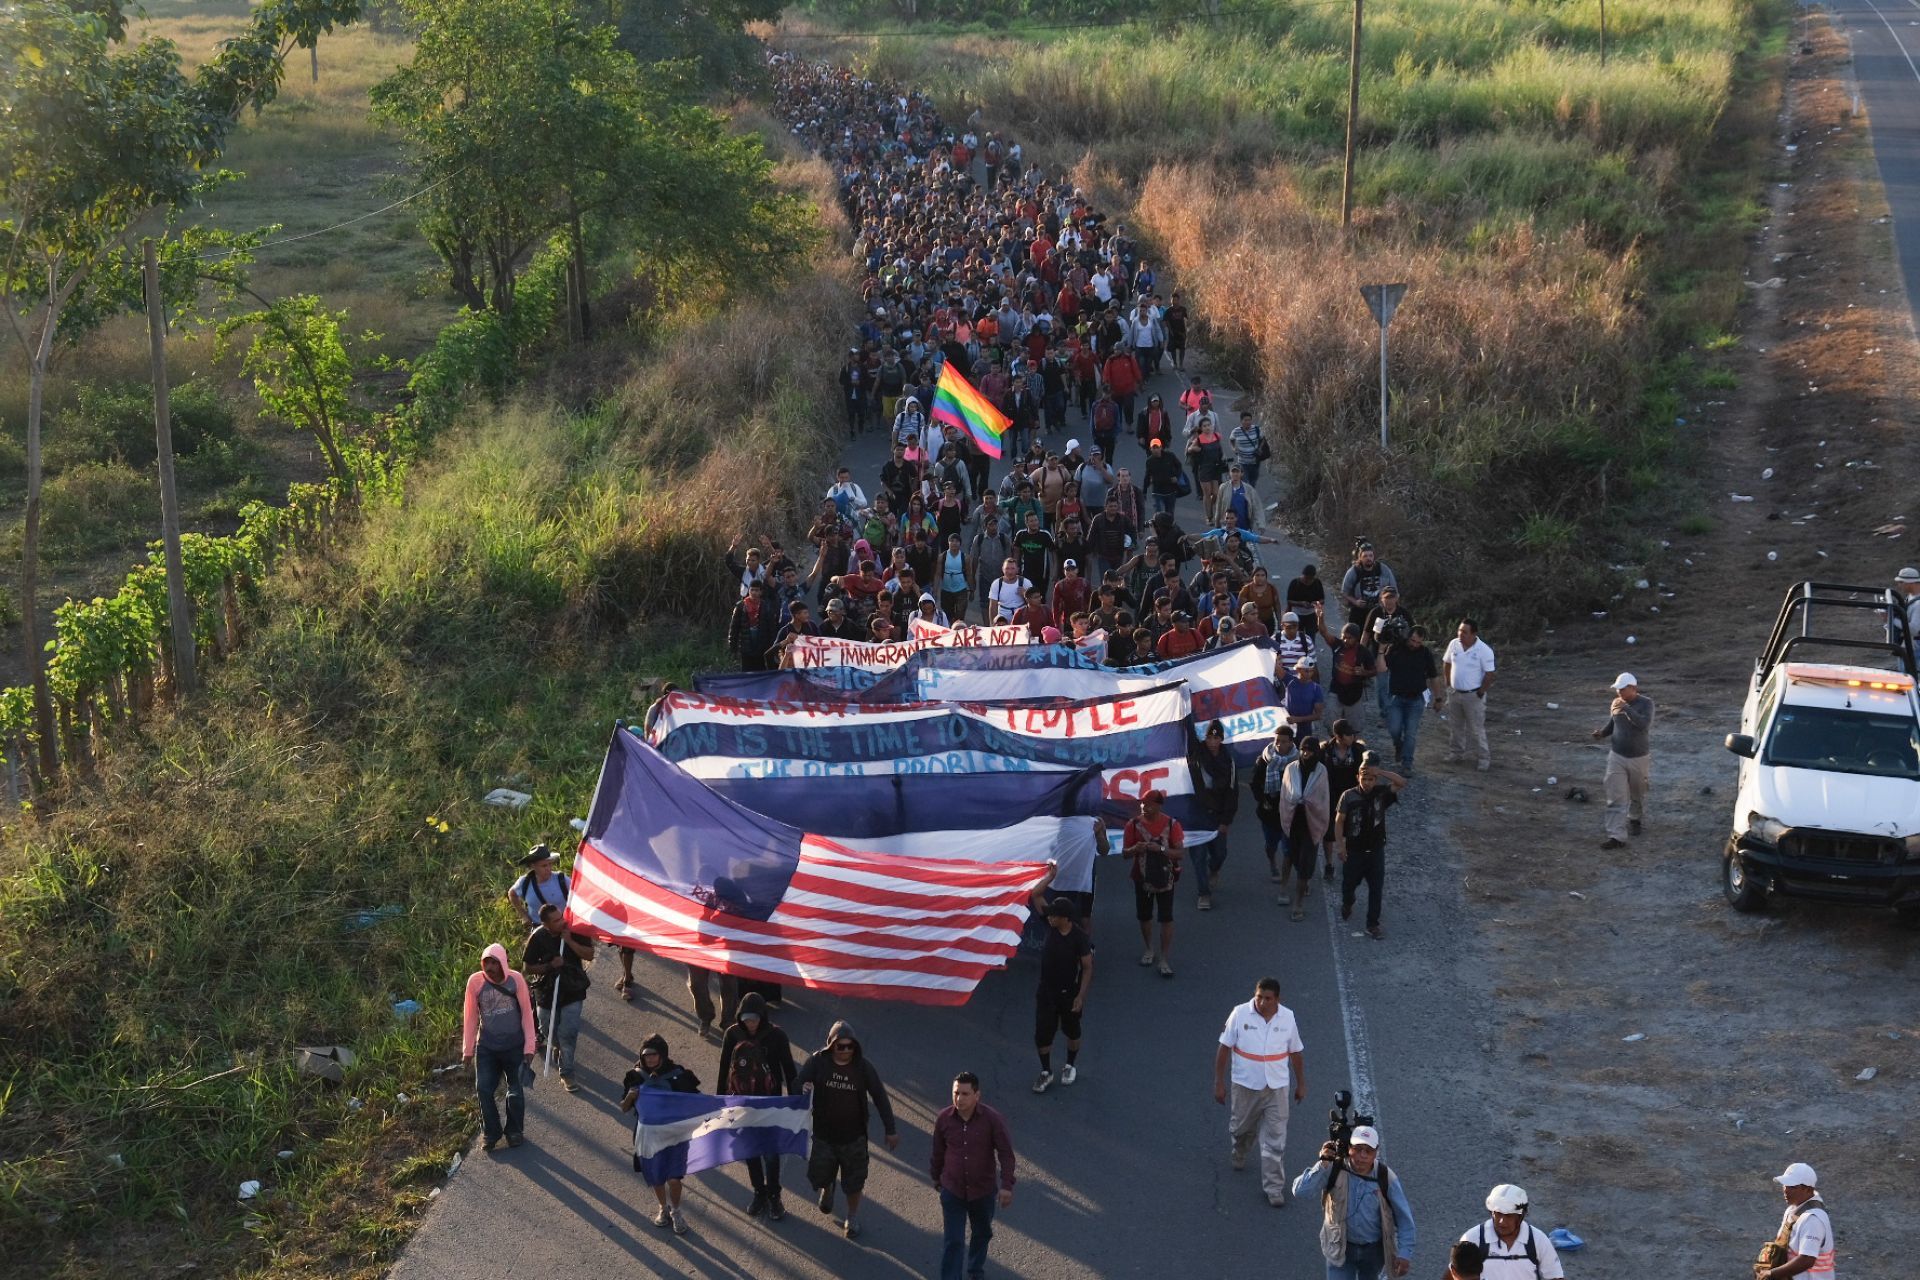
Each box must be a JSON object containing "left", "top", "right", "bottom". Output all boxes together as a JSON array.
[{"left": 568, "top": 835, "right": 1053, "bottom": 1005}]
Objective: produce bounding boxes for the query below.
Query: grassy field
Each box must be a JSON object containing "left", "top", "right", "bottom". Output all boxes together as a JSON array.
[
  {"left": 785, "top": 0, "right": 1782, "bottom": 624},
  {"left": 0, "top": 1, "right": 445, "bottom": 684},
  {"left": 0, "top": 86, "right": 850, "bottom": 1270}
]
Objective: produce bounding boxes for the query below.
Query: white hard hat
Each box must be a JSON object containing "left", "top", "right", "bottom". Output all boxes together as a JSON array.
[
  {"left": 1773, "top": 1162, "right": 1818, "bottom": 1188},
  {"left": 1348, "top": 1125, "right": 1380, "bottom": 1149},
  {"left": 1486, "top": 1184, "right": 1529, "bottom": 1214}
]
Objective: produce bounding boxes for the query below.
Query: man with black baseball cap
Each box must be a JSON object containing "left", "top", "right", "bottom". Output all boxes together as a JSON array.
[{"left": 1032, "top": 898, "right": 1093, "bottom": 1093}]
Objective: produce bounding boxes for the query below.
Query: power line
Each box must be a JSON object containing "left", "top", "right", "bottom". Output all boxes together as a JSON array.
[{"left": 196, "top": 170, "right": 464, "bottom": 260}]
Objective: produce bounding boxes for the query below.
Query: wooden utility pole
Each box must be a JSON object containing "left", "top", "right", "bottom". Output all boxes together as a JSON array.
[
  {"left": 1341, "top": 0, "right": 1364, "bottom": 230},
  {"left": 143, "top": 240, "right": 197, "bottom": 697}
]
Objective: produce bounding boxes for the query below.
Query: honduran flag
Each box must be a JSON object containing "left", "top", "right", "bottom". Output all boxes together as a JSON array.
[
  {"left": 635, "top": 1091, "right": 811, "bottom": 1183},
  {"left": 567, "top": 730, "right": 1055, "bottom": 1004},
  {"left": 931, "top": 362, "right": 1011, "bottom": 459}
]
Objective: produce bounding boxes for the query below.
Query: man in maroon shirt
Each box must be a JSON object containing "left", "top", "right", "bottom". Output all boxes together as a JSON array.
[{"left": 930, "top": 1072, "right": 1016, "bottom": 1280}]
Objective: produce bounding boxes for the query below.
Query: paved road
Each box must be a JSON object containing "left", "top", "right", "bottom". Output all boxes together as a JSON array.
[
  {"left": 391, "top": 356, "right": 1510, "bottom": 1280},
  {"left": 1830, "top": 0, "right": 1920, "bottom": 324}
]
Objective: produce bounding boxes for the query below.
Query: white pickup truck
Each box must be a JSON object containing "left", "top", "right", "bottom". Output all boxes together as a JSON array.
[{"left": 1722, "top": 582, "right": 1920, "bottom": 919}]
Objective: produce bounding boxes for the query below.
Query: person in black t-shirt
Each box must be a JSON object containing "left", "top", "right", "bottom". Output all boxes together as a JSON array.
[
  {"left": 1013, "top": 509, "right": 1057, "bottom": 588},
  {"left": 1033, "top": 898, "right": 1094, "bottom": 1095},
  {"left": 1333, "top": 754, "right": 1406, "bottom": 940},
  {"left": 521, "top": 903, "right": 593, "bottom": 1091},
  {"left": 795, "top": 1020, "right": 899, "bottom": 1239},
  {"left": 1380, "top": 624, "right": 1441, "bottom": 774}
]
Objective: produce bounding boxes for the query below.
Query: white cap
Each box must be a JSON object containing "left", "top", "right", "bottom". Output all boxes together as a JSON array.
[
  {"left": 1486, "top": 1184, "right": 1529, "bottom": 1214},
  {"left": 1898, "top": 567, "right": 1920, "bottom": 583},
  {"left": 1281, "top": 611, "right": 1300, "bottom": 623},
  {"left": 1612, "top": 672, "right": 1638, "bottom": 690},
  {"left": 1348, "top": 1125, "right": 1380, "bottom": 1149},
  {"left": 1774, "top": 1163, "right": 1818, "bottom": 1188},
  {"left": 1066, "top": 438, "right": 1081, "bottom": 452},
  {"left": 1293, "top": 657, "right": 1316, "bottom": 672}
]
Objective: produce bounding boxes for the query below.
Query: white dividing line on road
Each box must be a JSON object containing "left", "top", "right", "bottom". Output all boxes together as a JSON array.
[
  {"left": 1322, "top": 881, "right": 1380, "bottom": 1125},
  {"left": 1858, "top": 0, "right": 1920, "bottom": 82}
]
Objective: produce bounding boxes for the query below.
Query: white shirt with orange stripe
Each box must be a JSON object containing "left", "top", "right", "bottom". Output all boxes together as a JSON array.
[
  {"left": 1218, "top": 1000, "right": 1303, "bottom": 1091},
  {"left": 1784, "top": 1200, "right": 1836, "bottom": 1278}
]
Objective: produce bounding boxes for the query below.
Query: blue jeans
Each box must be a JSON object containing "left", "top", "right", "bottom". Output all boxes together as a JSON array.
[
  {"left": 1152, "top": 492, "right": 1178, "bottom": 516},
  {"left": 1328, "top": 1239, "right": 1387, "bottom": 1279},
  {"left": 474, "top": 1045, "right": 525, "bottom": 1142},
  {"left": 543, "top": 996, "right": 582, "bottom": 1077},
  {"left": 1384, "top": 695, "right": 1425, "bottom": 771},
  {"left": 939, "top": 1188, "right": 996, "bottom": 1280}
]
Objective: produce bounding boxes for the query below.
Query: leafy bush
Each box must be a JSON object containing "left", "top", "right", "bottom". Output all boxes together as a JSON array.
[
  {"left": 38, "top": 462, "right": 156, "bottom": 559},
  {"left": 47, "top": 379, "right": 240, "bottom": 472}
]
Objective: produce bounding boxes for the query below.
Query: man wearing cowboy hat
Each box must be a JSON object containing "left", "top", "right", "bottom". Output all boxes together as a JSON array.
[
  {"left": 1893, "top": 567, "right": 1920, "bottom": 664},
  {"left": 1593, "top": 673, "right": 1655, "bottom": 850}
]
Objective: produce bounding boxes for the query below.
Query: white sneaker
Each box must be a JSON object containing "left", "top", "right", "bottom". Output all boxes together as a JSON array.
[
  {"left": 1197, "top": 894, "right": 1212, "bottom": 911},
  {"left": 1139, "top": 948, "right": 1156, "bottom": 966},
  {"left": 1059, "top": 1064, "right": 1078, "bottom": 1085},
  {"left": 670, "top": 1210, "right": 688, "bottom": 1236},
  {"left": 652, "top": 1206, "right": 672, "bottom": 1229},
  {"left": 1032, "top": 1070, "right": 1053, "bottom": 1093}
]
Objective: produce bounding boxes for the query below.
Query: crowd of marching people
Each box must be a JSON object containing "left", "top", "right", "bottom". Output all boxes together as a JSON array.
[{"left": 429, "top": 49, "right": 1867, "bottom": 1280}]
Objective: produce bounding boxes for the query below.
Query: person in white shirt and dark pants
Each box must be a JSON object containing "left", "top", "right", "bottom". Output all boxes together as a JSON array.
[
  {"left": 1212, "top": 977, "right": 1305, "bottom": 1208},
  {"left": 1440, "top": 619, "right": 1496, "bottom": 771}
]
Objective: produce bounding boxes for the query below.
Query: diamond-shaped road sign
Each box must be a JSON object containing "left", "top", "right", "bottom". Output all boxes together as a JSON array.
[{"left": 1360, "top": 283, "right": 1407, "bottom": 327}]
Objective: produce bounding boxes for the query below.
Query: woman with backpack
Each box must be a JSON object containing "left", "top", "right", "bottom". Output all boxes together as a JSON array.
[
  {"left": 620, "top": 1033, "right": 701, "bottom": 1235},
  {"left": 717, "top": 992, "right": 799, "bottom": 1220}
]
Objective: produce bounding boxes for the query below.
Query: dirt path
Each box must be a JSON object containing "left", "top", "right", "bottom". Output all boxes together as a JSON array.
[{"left": 1428, "top": 15, "right": 1918, "bottom": 1273}]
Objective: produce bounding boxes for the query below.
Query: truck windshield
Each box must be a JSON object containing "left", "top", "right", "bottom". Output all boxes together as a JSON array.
[{"left": 1764, "top": 706, "right": 1920, "bottom": 780}]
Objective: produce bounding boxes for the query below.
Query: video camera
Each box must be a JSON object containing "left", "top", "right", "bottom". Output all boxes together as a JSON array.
[{"left": 1328, "top": 1089, "right": 1375, "bottom": 1158}]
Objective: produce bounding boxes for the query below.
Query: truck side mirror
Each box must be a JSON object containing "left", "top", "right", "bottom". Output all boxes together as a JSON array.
[{"left": 1724, "top": 733, "right": 1756, "bottom": 759}]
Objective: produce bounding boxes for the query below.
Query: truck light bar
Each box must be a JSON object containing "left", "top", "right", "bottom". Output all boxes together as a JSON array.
[{"left": 1783, "top": 663, "right": 1916, "bottom": 692}]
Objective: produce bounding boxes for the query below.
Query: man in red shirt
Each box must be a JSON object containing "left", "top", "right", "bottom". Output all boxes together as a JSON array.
[
  {"left": 1102, "top": 347, "right": 1143, "bottom": 428},
  {"left": 930, "top": 1071, "right": 1016, "bottom": 1280},
  {"left": 1156, "top": 610, "right": 1204, "bottom": 660},
  {"left": 1049, "top": 558, "right": 1092, "bottom": 621},
  {"left": 1123, "top": 789, "right": 1185, "bottom": 977},
  {"left": 1010, "top": 586, "right": 1055, "bottom": 640}
]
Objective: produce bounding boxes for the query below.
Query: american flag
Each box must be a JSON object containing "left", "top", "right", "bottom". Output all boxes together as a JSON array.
[{"left": 565, "top": 731, "right": 1052, "bottom": 1005}]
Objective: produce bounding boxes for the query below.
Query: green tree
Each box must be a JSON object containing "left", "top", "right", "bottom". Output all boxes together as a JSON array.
[
  {"left": 601, "top": 0, "right": 781, "bottom": 87},
  {"left": 373, "top": 0, "right": 816, "bottom": 330},
  {"left": 217, "top": 295, "right": 363, "bottom": 483},
  {"left": 0, "top": 0, "right": 361, "bottom": 778}
]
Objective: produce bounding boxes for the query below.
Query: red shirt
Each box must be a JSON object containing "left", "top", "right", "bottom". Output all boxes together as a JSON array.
[
  {"left": 1156, "top": 626, "right": 1203, "bottom": 659},
  {"left": 1050, "top": 575, "right": 1091, "bottom": 620},
  {"left": 1123, "top": 811, "right": 1185, "bottom": 884},
  {"left": 930, "top": 1101, "right": 1016, "bottom": 1200},
  {"left": 1103, "top": 353, "right": 1141, "bottom": 397}
]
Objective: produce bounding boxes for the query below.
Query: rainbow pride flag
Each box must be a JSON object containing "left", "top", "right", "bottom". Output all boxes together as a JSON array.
[{"left": 931, "top": 363, "right": 1011, "bottom": 460}]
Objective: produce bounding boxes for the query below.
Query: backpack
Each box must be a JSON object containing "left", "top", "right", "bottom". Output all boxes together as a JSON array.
[
  {"left": 728, "top": 1035, "right": 778, "bottom": 1096},
  {"left": 1754, "top": 1200, "right": 1823, "bottom": 1280},
  {"left": 1477, "top": 1222, "right": 1542, "bottom": 1278}
]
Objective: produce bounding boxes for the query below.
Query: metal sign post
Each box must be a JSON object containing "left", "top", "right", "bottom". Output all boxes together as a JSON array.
[{"left": 1359, "top": 283, "right": 1407, "bottom": 449}]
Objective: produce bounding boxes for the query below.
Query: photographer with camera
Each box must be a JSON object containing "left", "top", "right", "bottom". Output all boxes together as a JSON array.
[
  {"left": 1755, "top": 1163, "right": 1833, "bottom": 1280},
  {"left": 1461, "top": 1184, "right": 1566, "bottom": 1279},
  {"left": 1291, "top": 1118, "right": 1416, "bottom": 1279}
]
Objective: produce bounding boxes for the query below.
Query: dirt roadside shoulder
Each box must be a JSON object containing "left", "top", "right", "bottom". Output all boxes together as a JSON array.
[{"left": 1424, "top": 13, "right": 1918, "bottom": 1274}]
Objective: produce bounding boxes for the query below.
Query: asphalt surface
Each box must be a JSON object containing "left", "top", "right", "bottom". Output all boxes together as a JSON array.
[
  {"left": 1830, "top": 0, "right": 1920, "bottom": 325},
  {"left": 390, "top": 357, "right": 1511, "bottom": 1280}
]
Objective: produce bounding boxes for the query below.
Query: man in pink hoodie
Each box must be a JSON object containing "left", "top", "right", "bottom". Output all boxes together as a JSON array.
[{"left": 462, "top": 942, "right": 537, "bottom": 1151}]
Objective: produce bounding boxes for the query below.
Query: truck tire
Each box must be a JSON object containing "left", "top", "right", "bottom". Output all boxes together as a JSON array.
[{"left": 1723, "top": 848, "right": 1767, "bottom": 913}]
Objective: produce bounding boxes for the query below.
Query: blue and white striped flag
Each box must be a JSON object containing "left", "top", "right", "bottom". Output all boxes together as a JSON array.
[{"left": 634, "top": 1091, "right": 811, "bottom": 1183}]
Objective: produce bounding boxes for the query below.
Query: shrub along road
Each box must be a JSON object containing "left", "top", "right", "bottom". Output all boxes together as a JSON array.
[{"left": 388, "top": 358, "right": 1513, "bottom": 1279}]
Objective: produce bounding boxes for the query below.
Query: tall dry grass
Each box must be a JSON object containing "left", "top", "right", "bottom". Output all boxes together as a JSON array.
[{"left": 1136, "top": 165, "right": 1647, "bottom": 614}]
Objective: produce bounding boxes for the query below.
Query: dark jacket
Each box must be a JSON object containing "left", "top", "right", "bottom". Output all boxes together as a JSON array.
[
  {"left": 794, "top": 1019, "right": 899, "bottom": 1142},
  {"left": 717, "top": 991, "right": 799, "bottom": 1096}
]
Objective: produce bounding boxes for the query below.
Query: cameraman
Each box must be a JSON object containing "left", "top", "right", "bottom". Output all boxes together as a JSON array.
[{"left": 1291, "top": 1125, "right": 1416, "bottom": 1279}]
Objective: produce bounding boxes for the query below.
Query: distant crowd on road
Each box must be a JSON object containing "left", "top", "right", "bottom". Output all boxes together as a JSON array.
[{"left": 421, "top": 50, "right": 1874, "bottom": 1280}]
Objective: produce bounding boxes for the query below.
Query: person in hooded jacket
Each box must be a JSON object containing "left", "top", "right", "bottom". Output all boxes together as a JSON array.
[
  {"left": 795, "top": 1019, "right": 901, "bottom": 1238},
  {"left": 460, "top": 942, "right": 537, "bottom": 1152},
  {"left": 1278, "top": 735, "right": 1331, "bottom": 922},
  {"left": 620, "top": 1033, "right": 701, "bottom": 1235},
  {"left": 717, "top": 991, "right": 799, "bottom": 1220}
]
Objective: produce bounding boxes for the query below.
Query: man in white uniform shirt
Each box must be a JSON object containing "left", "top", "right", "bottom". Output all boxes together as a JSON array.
[
  {"left": 1761, "top": 1162, "right": 1835, "bottom": 1280},
  {"left": 1440, "top": 618, "right": 1496, "bottom": 771},
  {"left": 1212, "top": 977, "right": 1305, "bottom": 1208},
  {"left": 1460, "top": 1184, "right": 1564, "bottom": 1280}
]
